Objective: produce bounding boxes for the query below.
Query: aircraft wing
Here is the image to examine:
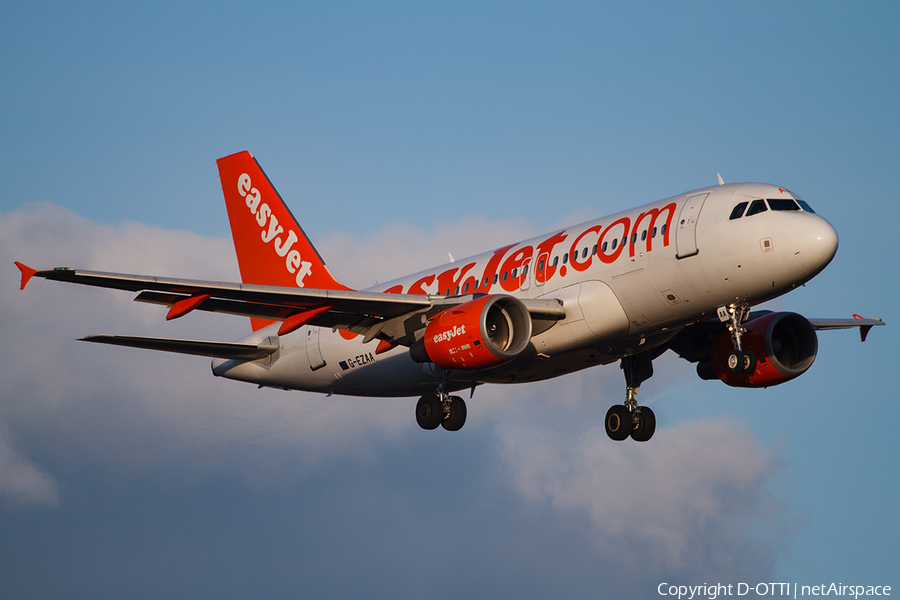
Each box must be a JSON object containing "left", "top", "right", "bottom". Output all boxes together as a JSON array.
[
  {"left": 807, "top": 316, "right": 885, "bottom": 342},
  {"left": 17, "top": 264, "right": 565, "bottom": 343}
]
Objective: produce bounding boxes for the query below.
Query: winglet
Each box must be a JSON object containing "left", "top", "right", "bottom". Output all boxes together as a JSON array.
[
  {"left": 853, "top": 314, "right": 879, "bottom": 342},
  {"left": 14, "top": 262, "right": 37, "bottom": 290}
]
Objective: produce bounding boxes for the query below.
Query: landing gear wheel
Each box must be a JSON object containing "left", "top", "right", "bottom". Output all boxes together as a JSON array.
[
  {"left": 741, "top": 350, "right": 757, "bottom": 374},
  {"left": 415, "top": 394, "right": 443, "bottom": 430},
  {"left": 630, "top": 406, "right": 656, "bottom": 442},
  {"left": 726, "top": 350, "right": 745, "bottom": 374},
  {"left": 605, "top": 405, "right": 633, "bottom": 441},
  {"left": 441, "top": 396, "right": 467, "bottom": 431}
]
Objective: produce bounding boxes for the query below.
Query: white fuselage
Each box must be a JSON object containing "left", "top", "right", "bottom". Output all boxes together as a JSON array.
[{"left": 212, "top": 182, "right": 838, "bottom": 397}]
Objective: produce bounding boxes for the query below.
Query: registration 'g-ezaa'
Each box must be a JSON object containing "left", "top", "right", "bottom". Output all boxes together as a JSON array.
[{"left": 16, "top": 151, "right": 885, "bottom": 441}]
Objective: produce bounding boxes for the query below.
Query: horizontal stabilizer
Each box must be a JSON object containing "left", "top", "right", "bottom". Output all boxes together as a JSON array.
[{"left": 79, "top": 335, "right": 278, "bottom": 360}]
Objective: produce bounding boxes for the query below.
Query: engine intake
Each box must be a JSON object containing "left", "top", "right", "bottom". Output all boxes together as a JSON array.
[
  {"left": 411, "top": 295, "right": 532, "bottom": 370},
  {"left": 704, "top": 311, "right": 818, "bottom": 388}
]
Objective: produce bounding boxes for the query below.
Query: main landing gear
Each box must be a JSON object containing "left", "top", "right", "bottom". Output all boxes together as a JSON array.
[
  {"left": 416, "top": 391, "right": 467, "bottom": 432},
  {"left": 720, "top": 303, "right": 756, "bottom": 375},
  {"left": 605, "top": 352, "right": 656, "bottom": 442}
]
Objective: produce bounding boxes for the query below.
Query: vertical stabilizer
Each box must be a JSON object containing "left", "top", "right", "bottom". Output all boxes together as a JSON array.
[{"left": 216, "top": 151, "right": 352, "bottom": 330}]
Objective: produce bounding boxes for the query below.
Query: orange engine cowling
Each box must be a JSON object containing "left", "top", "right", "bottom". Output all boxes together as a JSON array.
[
  {"left": 414, "top": 295, "right": 532, "bottom": 370},
  {"left": 707, "top": 312, "right": 818, "bottom": 387}
]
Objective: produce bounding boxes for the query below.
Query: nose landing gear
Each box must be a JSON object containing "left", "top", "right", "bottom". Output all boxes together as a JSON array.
[{"left": 719, "top": 303, "right": 757, "bottom": 374}]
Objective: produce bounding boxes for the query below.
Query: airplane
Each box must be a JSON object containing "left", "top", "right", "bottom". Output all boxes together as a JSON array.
[{"left": 15, "top": 151, "right": 884, "bottom": 442}]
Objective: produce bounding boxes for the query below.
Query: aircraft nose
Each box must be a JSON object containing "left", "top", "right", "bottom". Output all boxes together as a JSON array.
[{"left": 791, "top": 216, "right": 838, "bottom": 273}]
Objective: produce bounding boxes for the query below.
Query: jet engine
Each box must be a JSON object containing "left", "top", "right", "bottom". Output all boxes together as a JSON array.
[
  {"left": 410, "top": 294, "right": 532, "bottom": 370},
  {"left": 699, "top": 312, "right": 818, "bottom": 387}
]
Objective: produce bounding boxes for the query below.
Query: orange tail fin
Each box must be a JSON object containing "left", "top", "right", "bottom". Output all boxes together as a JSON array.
[{"left": 216, "top": 151, "right": 352, "bottom": 329}]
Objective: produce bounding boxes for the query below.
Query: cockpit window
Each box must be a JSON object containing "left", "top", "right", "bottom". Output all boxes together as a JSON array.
[
  {"left": 729, "top": 202, "right": 748, "bottom": 220},
  {"left": 797, "top": 199, "right": 815, "bottom": 214},
  {"left": 767, "top": 198, "right": 800, "bottom": 211},
  {"left": 745, "top": 199, "right": 768, "bottom": 217}
]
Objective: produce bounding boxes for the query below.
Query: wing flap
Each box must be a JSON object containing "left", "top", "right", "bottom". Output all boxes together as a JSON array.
[
  {"left": 135, "top": 291, "right": 298, "bottom": 320},
  {"left": 133, "top": 291, "right": 391, "bottom": 333}
]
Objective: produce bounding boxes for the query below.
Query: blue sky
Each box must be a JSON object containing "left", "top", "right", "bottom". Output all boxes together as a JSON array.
[{"left": 2, "top": 2, "right": 898, "bottom": 598}]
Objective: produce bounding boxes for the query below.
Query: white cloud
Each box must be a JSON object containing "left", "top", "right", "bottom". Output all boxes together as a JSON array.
[
  {"left": 0, "top": 425, "right": 59, "bottom": 507},
  {"left": 498, "top": 412, "right": 782, "bottom": 579}
]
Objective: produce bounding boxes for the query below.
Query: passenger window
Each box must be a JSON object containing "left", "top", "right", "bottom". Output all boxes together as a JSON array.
[
  {"left": 651, "top": 227, "right": 657, "bottom": 238},
  {"left": 492, "top": 274, "right": 498, "bottom": 285},
  {"left": 552, "top": 256, "right": 559, "bottom": 267},
  {"left": 538, "top": 259, "right": 545, "bottom": 271},
  {"left": 582, "top": 247, "right": 588, "bottom": 258},
  {"left": 631, "top": 233, "right": 637, "bottom": 245},
  {"left": 612, "top": 239, "right": 618, "bottom": 250},
  {"left": 563, "top": 253, "right": 569, "bottom": 264},
  {"left": 592, "top": 244, "right": 598, "bottom": 255},
  {"left": 767, "top": 198, "right": 800, "bottom": 211},
  {"left": 729, "top": 201, "right": 749, "bottom": 220},
  {"left": 522, "top": 264, "right": 528, "bottom": 276},
  {"left": 602, "top": 241, "right": 608, "bottom": 252},
  {"left": 745, "top": 199, "right": 768, "bottom": 217},
  {"left": 661, "top": 224, "right": 667, "bottom": 236},
  {"left": 502, "top": 271, "right": 508, "bottom": 282},
  {"left": 641, "top": 230, "right": 647, "bottom": 241},
  {"left": 511, "top": 268, "right": 518, "bottom": 279},
  {"left": 464, "top": 282, "right": 470, "bottom": 293},
  {"left": 483, "top": 277, "right": 490, "bottom": 288}
]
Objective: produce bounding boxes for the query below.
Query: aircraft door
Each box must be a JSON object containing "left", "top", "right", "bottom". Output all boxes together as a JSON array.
[
  {"left": 305, "top": 326, "right": 326, "bottom": 371},
  {"left": 675, "top": 193, "right": 708, "bottom": 259},
  {"left": 534, "top": 252, "right": 549, "bottom": 286},
  {"left": 519, "top": 257, "right": 532, "bottom": 291}
]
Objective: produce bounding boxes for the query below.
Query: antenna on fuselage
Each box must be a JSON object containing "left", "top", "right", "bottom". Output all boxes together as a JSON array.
[{"left": 717, "top": 173, "right": 725, "bottom": 185}]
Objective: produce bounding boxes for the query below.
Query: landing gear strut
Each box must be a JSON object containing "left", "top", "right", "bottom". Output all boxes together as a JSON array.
[
  {"left": 719, "top": 303, "right": 756, "bottom": 374},
  {"left": 605, "top": 352, "right": 656, "bottom": 442}
]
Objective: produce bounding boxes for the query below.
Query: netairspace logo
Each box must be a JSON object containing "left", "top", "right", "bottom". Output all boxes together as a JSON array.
[{"left": 658, "top": 582, "right": 892, "bottom": 600}]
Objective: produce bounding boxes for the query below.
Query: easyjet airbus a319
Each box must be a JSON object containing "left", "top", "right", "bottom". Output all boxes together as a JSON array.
[{"left": 16, "top": 151, "right": 884, "bottom": 441}]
